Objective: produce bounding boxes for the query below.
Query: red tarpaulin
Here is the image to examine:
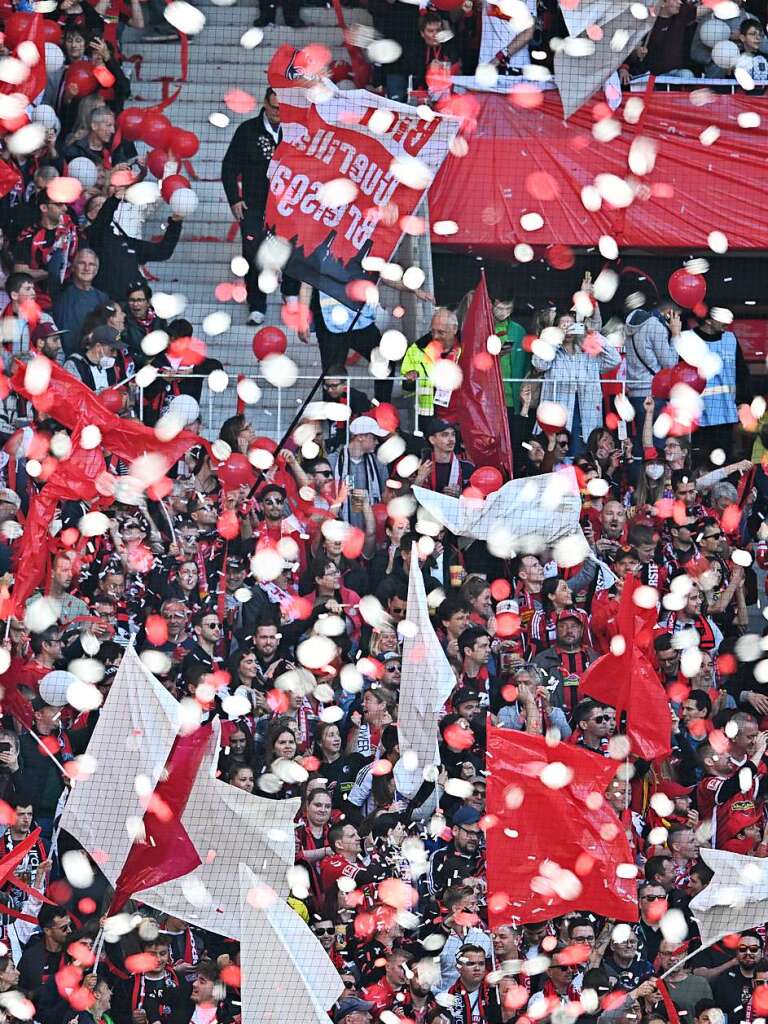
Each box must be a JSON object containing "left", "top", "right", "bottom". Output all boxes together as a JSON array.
[{"left": 430, "top": 91, "right": 768, "bottom": 252}]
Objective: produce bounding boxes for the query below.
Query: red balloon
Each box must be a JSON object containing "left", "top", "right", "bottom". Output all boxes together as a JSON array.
[
  {"left": 117, "top": 106, "right": 146, "bottom": 142},
  {"left": 41, "top": 19, "right": 63, "bottom": 45},
  {"left": 140, "top": 111, "right": 172, "bottom": 150},
  {"left": 668, "top": 269, "right": 707, "bottom": 309},
  {"left": 64, "top": 61, "right": 98, "bottom": 98},
  {"left": 167, "top": 128, "right": 199, "bottom": 158},
  {"left": 217, "top": 453, "right": 255, "bottom": 491},
  {"left": 470, "top": 465, "right": 504, "bottom": 496},
  {"left": 651, "top": 366, "right": 676, "bottom": 400},
  {"left": 4, "top": 12, "right": 33, "bottom": 49},
  {"left": 671, "top": 361, "right": 705, "bottom": 394},
  {"left": 160, "top": 173, "right": 190, "bottom": 203},
  {"left": 252, "top": 326, "right": 287, "bottom": 360},
  {"left": 146, "top": 148, "right": 168, "bottom": 180},
  {"left": 249, "top": 435, "right": 277, "bottom": 454},
  {"left": 99, "top": 389, "right": 124, "bottom": 414}
]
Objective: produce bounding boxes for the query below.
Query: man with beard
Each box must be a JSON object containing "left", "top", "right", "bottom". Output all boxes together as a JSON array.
[{"left": 427, "top": 806, "right": 484, "bottom": 895}]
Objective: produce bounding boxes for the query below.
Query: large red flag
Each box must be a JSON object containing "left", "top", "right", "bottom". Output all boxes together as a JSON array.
[
  {"left": 579, "top": 575, "right": 672, "bottom": 761},
  {"left": 486, "top": 723, "right": 638, "bottom": 926},
  {"left": 11, "top": 442, "right": 106, "bottom": 615},
  {"left": 10, "top": 359, "right": 211, "bottom": 467},
  {"left": 445, "top": 271, "right": 513, "bottom": 476},
  {"left": 110, "top": 723, "right": 212, "bottom": 912}
]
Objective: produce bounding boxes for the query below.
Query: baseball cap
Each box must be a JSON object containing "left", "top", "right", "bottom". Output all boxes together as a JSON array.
[
  {"left": 452, "top": 686, "right": 481, "bottom": 709},
  {"left": 422, "top": 416, "right": 455, "bottom": 439},
  {"left": 382, "top": 651, "right": 401, "bottom": 664},
  {"left": 89, "top": 325, "right": 119, "bottom": 348},
  {"left": 0, "top": 488, "right": 20, "bottom": 509},
  {"left": 349, "top": 415, "right": 387, "bottom": 438},
  {"left": 718, "top": 805, "right": 761, "bottom": 848},
  {"left": 453, "top": 805, "right": 482, "bottom": 827},
  {"left": 610, "top": 546, "right": 640, "bottom": 565},
  {"left": 333, "top": 998, "right": 375, "bottom": 1023},
  {"left": 555, "top": 609, "right": 582, "bottom": 623},
  {"left": 30, "top": 323, "right": 67, "bottom": 344},
  {"left": 644, "top": 446, "right": 661, "bottom": 462},
  {"left": 654, "top": 780, "right": 693, "bottom": 799}
]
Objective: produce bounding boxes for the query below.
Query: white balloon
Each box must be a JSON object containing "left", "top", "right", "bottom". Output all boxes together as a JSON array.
[
  {"left": 164, "top": 0, "right": 206, "bottom": 34},
  {"left": 44, "top": 42, "right": 65, "bottom": 73},
  {"left": 67, "top": 157, "right": 99, "bottom": 189},
  {"left": 712, "top": 39, "right": 739, "bottom": 68},
  {"left": 39, "top": 670, "right": 81, "bottom": 707},
  {"left": 169, "top": 187, "right": 198, "bottom": 218},
  {"left": 699, "top": 16, "right": 730, "bottom": 47}
]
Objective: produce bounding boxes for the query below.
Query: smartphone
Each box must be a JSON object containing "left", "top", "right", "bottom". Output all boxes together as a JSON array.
[
  {"left": 0, "top": 742, "right": 11, "bottom": 754},
  {"left": 617, "top": 419, "right": 628, "bottom": 442}
]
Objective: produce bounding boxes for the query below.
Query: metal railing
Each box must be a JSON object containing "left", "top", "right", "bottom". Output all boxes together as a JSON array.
[{"left": 135, "top": 371, "right": 648, "bottom": 440}]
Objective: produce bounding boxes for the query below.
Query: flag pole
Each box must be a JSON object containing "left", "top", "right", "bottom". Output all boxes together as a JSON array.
[{"left": 658, "top": 931, "right": 727, "bottom": 982}]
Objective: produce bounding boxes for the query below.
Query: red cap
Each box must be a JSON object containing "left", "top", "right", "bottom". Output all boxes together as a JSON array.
[
  {"left": 654, "top": 780, "right": 694, "bottom": 799},
  {"left": 644, "top": 446, "right": 660, "bottom": 461},
  {"left": 717, "top": 803, "right": 761, "bottom": 847},
  {"left": 555, "top": 609, "right": 583, "bottom": 623}
]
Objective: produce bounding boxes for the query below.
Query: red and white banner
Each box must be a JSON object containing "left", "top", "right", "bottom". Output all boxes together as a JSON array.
[
  {"left": 431, "top": 91, "right": 768, "bottom": 252},
  {"left": 266, "top": 46, "right": 461, "bottom": 306}
]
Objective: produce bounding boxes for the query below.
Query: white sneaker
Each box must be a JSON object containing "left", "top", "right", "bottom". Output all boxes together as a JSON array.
[{"left": 247, "top": 311, "right": 265, "bottom": 325}]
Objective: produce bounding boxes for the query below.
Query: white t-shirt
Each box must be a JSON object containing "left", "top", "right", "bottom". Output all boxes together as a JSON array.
[{"left": 478, "top": 0, "right": 536, "bottom": 67}]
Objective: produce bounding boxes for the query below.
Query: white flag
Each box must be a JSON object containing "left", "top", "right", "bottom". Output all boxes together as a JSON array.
[
  {"left": 413, "top": 469, "right": 586, "bottom": 553},
  {"left": 397, "top": 559, "right": 457, "bottom": 798},
  {"left": 139, "top": 720, "right": 299, "bottom": 937},
  {"left": 59, "top": 645, "right": 182, "bottom": 885},
  {"left": 689, "top": 847, "right": 768, "bottom": 948},
  {"left": 239, "top": 863, "right": 343, "bottom": 1024},
  {"left": 553, "top": 0, "right": 655, "bottom": 118}
]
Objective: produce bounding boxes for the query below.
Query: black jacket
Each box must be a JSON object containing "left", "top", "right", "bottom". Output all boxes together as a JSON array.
[
  {"left": 221, "top": 111, "right": 280, "bottom": 214},
  {"left": 86, "top": 195, "right": 182, "bottom": 300}
]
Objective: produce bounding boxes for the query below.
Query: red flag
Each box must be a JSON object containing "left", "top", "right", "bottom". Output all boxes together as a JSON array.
[
  {"left": 445, "top": 271, "right": 513, "bottom": 476},
  {"left": 10, "top": 359, "right": 211, "bottom": 468},
  {"left": 579, "top": 575, "right": 672, "bottom": 761},
  {"left": 0, "top": 161, "right": 21, "bottom": 202},
  {"left": 110, "top": 723, "right": 212, "bottom": 912},
  {"left": 486, "top": 723, "right": 638, "bottom": 926},
  {"left": 11, "top": 443, "right": 105, "bottom": 616},
  {"left": 0, "top": 15, "right": 46, "bottom": 101}
]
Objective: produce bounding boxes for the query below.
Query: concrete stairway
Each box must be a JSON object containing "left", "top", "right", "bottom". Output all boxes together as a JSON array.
[{"left": 120, "top": 3, "right": 373, "bottom": 439}]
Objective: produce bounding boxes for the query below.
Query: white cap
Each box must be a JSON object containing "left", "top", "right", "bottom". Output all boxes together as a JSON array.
[{"left": 349, "top": 415, "right": 387, "bottom": 438}]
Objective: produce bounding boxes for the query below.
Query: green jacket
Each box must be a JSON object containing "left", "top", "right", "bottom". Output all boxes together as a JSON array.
[
  {"left": 401, "top": 341, "right": 462, "bottom": 413},
  {"left": 497, "top": 318, "right": 528, "bottom": 412}
]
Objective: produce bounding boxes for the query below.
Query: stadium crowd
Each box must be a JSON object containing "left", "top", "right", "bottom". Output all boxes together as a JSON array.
[{"left": 0, "top": 4, "right": 765, "bottom": 1024}]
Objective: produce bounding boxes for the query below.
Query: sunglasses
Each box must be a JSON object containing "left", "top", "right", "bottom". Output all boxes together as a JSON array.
[
  {"left": 314, "top": 926, "right": 334, "bottom": 935},
  {"left": 590, "top": 715, "right": 610, "bottom": 724},
  {"left": 739, "top": 947, "right": 760, "bottom": 953},
  {"left": 703, "top": 531, "right": 723, "bottom": 540},
  {"left": 641, "top": 894, "right": 665, "bottom": 901},
  {"left": 204, "top": 622, "right": 221, "bottom": 631}
]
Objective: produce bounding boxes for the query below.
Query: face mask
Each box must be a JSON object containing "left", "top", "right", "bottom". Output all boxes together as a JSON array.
[
  {"left": 646, "top": 464, "right": 665, "bottom": 481},
  {"left": 100, "top": 356, "right": 115, "bottom": 370}
]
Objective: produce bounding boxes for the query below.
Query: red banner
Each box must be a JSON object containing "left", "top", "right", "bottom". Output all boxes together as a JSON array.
[
  {"left": 431, "top": 91, "right": 768, "bottom": 253},
  {"left": 111, "top": 724, "right": 211, "bottom": 912},
  {"left": 486, "top": 723, "right": 639, "bottom": 926},
  {"left": 266, "top": 46, "right": 460, "bottom": 306},
  {"left": 445, "top": 270, "right": 513, "bottom": 476}
]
